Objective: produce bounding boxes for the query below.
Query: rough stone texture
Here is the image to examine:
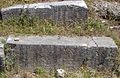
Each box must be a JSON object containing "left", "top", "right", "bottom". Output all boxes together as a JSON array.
[
  {"left": 0, "top": 38, "right": 5, "bottom": 70},
  {"left": 93, "top": 0, "right": 120, "bottom": 20},
  {"left": 1, "top": 0, "right": 88, "bottom": 24},
  {"left": 87, "top": 37, "right": 118, "bottom": 70},
  {"left": 6, "top": 36, "right": 118, "bottom": 71},
  {"left": 56, "top": 69, "right": 66, "bottom": 78}
]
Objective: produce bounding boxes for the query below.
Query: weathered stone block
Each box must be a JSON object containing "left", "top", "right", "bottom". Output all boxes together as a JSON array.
[
  {"left": 1, "top": 5, "right": 23, "bottom": 20},
  {"left": 86, "top": 37, "right": 118, "bottom": 70},
  {"left": 0, "top": 42, "right": 5, "bottom": 70},
  {"left": 6, "top": 36, "right": 118, "bottom": 71},
  {"left": 1, "top": 0, "right": 88, "bottom": 24}
]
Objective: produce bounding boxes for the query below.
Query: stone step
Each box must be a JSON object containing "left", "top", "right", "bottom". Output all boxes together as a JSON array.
[
  {"left": 0, "top": 0, "right": 88, "bottom": 24},
  {"left": 6, "top": 36, "right": 118, "bottom": 70}
]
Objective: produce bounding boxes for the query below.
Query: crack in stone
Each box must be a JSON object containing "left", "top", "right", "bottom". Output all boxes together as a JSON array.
[{"left": 91, "top": 37, "right": 98, "bottom": 48}]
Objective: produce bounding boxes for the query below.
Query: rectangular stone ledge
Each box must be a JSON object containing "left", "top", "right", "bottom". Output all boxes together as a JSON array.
[
  {"left": 7, "top": 36, "right": 95, "bottom": 46},
  {"left": 6, "top": 36, "right": 118, "bottom": 70},
  {"left": 0, "top": 44, "right": 5, "bottom": 71},
  {"left": 0, "top": 37, "right": 6, "bottom": 71},
  {"left": 1, "top": 0, "right": 88, "bottom": 24}
]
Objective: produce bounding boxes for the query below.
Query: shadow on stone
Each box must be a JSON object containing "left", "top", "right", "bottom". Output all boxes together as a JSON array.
[
  {"left": 0, "top": 9, "right": 2, "bottom": 20},
  {"left": 0, "top": 57, "right": 4, "bottom": 71}
]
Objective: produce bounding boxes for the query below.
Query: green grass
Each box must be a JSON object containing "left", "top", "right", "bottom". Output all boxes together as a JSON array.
[
  {"left": 0, "top": 66, "right": 118, "bottom": 78},
  {"left": 0, "top": 16, "right": 110, "bottom": 36}
]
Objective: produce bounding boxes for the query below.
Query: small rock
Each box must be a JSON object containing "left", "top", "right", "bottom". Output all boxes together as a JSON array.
[
  {"left": 110, "top": 26, "right": 114, "bottom": 29},
  {"left": 14, "top": 38, "right": 20, "bottom": 41},
  {"left": 24, "top": 72, "right": 36, "bottom": 78},
  {"left": 101, "top": 20, "right": 106, "bottom": 23},
  {"left": 82, "top": 44, "right": 88, "bottom": 47},
  {"left": 13, "top": 74, "right": 21, "bottom": 78},
  {"left": 12, "top": 72, "right": 36, "bottom": 78},
  {"left": 56, "top": 69, "right": 66, "bottom": 78},
  {"left": 110, "top": 26, "right": 120, "bottom": 29}
]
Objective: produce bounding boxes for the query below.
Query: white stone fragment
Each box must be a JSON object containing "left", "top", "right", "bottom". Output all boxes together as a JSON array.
[
  {"left": 81, "top": 43, "right": 88, "bottom": 47},
  {"left": 14, "top": 38, "right": 20, "bottom": 41},
  {"left": 56, "top": 69, "right": 66, "bottom": 78}
]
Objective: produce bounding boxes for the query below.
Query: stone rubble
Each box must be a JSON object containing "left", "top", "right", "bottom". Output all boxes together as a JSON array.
[{"left": 93, "top": 0, "right": 120, "bottom": 20}]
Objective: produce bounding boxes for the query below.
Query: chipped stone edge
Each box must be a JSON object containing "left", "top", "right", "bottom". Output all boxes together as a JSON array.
[
  {"left": 6, "top": 36, "right": 118, "bottom": 49},
  {"left": 1, "top": 0, "right": 88, "bottom": 12}
]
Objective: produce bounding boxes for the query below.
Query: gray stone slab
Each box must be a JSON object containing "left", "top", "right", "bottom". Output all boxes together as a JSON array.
[
  {"left": 1, "top": 0, "right": 88, "bottom": 24},
  {"left": 0, "top": 41, "right": 5, "bottom": 70},
  {"left": 7, "top": 36, "right": 95, "bottom": 46},
  {"left": 0, "top": 44, "right": 4, "bottom": 57},
  {"left": 1, "top": 5, "right": 24, "bottom": 20},
  {"left": 92, "top": 37, "right": 118, "bottom": 48},
  {"left": 6, "top": 36, "right": 118, "bottom": 70},
  {"left": 87, "top": 37, "right": 118, "bottom": 70}
]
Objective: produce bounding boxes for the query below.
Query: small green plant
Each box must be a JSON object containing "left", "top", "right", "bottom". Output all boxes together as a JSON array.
[
  {"left": 85, "top": 18, "right": 105, "bottom": 32},
  {"left": 0, "top": 72, "right": 6, "bottom": 78},
  {"left": 4, "top": 44, "right": 16, "bottom": 72},
  {"left": 80, "top": 67, "right": 91, "bottom": 78},
  {"left": 4, "top": 44, "right": 11, "bottom": 54},
  {"left": 35, "top": 67, "right": 46, "bottom": 75}
]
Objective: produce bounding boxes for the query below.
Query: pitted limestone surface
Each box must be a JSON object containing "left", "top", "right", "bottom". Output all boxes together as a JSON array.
[
  {"left": 6, "top": 36, "right": 118, "bottom": 70},
  {"left": 7, "top": 36, "right": 95, "bottom": 46},
  {"left": 0, "top": 0, "right": 88, "bottom": 24}
]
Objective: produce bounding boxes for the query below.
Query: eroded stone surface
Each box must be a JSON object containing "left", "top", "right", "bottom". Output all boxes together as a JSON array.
[
  {"left": 6, "top": 36, "right": 118, "bottom": 70},
  {"left": 1, "top": 0, "right": 88, "bottom": 24},
  {"left": 93, "top": 0, "right": 120, "bottom": 20},
  {"left": 0, "top": 38, "right": 5, "bottom": 70}
]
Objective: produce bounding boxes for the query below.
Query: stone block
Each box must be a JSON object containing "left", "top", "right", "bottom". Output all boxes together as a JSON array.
[
  {"left": 1, "top": 5, "right": 24, "bottom": 20},
  {"left": 86, "top": 37, "right": 118, "bottom": 70},
  {"left": 6, "top": 36, "right": 118, "bottom": 71},
  {"left": 1, "top": 0, "right": 88, "bottom": 24},
  {"left": 0, "top": 38, "right": 5, "bottom": 71}
]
